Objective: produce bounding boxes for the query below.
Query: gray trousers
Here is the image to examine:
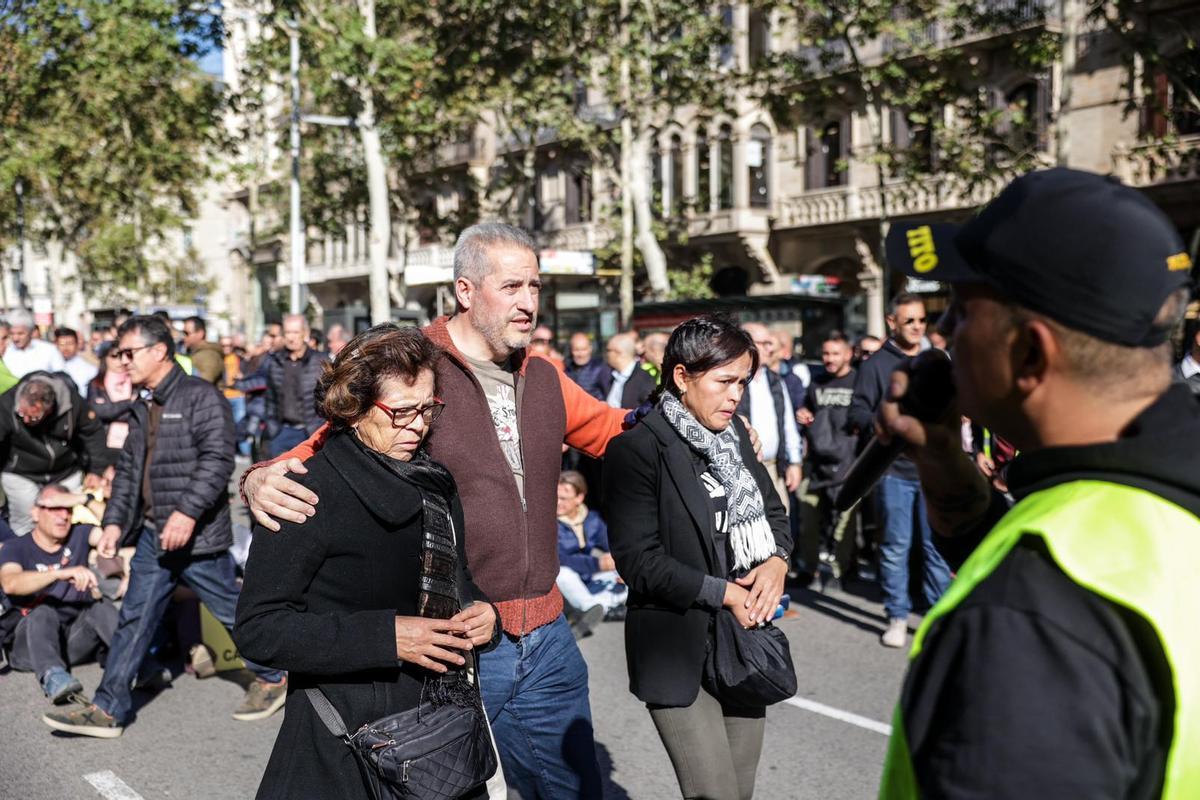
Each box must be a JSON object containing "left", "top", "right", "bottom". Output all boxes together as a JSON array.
[
  {"left": 649, "top": 688, "right": 766, "bottom": 800},
  {"left": 9, "top": 600, "right": 119, "bottom": 677},
  {"left": 2, "top": 470, "right": 83, "bottom": 536}
]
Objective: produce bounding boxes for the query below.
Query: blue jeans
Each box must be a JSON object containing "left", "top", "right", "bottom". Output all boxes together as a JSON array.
[
  {"left": 877, "top": 474, "right": 952, "bottom": 620},
  {"left": 479, "top": 615, "right": 602, "bottom": 799},
  {"left": 268, "top": 424, "right": 308, "bottom": 459},
  {"left": 93, "top": 525, "right": 284, "bottom": 723},
  {"left": 227, "top": 396, "right": 250, "bottom": 456}
]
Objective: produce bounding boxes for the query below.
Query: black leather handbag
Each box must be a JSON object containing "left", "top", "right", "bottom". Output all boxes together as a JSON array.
[
  {"left": 306, "top": 671, "right": 497, "bottom": 800},
  {"left": 703, "top": 608, "right": 798, "bottom": 707}
]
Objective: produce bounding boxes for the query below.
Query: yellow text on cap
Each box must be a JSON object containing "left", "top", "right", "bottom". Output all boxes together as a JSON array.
[
  {"left": 906, "top": 225, "right": 938, "bottom": 273},
  {"left": 1167, "top": 252, "right": 1192, "bottom": 272}
]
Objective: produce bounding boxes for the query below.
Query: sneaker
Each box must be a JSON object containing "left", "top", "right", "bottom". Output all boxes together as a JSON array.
[
  {"left": 42, "top": 700, "right": 123, "bottom": 738},
  {"left": 232, "top": 676, "right": 288, "bottom": 722},
  {"left": 132, "top": 661, "right": 173, "bottom": 692},
  {"left": 41, "top": 667, "right": 84, "bottom": 705},
  {"left": 881, "top": 618, "right": 909, "bottom": 648},
  {"left": 602, "top": 605, "right": 627, "bottom": 622},
  {"left": 570, "top": 605, "right": 605, "bottom": 640},
  {"left": 189, "top": 644, "right": 217, "bottom": 680}
]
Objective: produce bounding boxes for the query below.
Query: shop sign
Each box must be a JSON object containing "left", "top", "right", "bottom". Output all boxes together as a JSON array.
[{"left": 539, "top": 249, "right": 594, "bottom": 276}]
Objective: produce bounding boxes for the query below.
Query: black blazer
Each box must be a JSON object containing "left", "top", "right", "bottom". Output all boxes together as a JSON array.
[
  {"left": 235, "top": 431, "right": 489, "bottom": 800},
  {"left": 619, "top": 366, "right": 658, "bottom": 410},
  {"left": 602, "top": 409, "right": 791, "bottom": 707}
]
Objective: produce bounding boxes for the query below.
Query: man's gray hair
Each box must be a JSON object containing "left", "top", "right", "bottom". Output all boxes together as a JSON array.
[
  {"left": 8, "top": 308, "right": 33, "bottom": 329},
  {"left": 36, "top": 483, "right": 70, "bottom": 504},
  {"left": 282, "top": 312, "right": 309, "bottom": 333},
  {"left": 452, "top": 223, "right": 536, "bottom": 286},
  {"left": 17, "top": 378, "right": 56, "bottom": 408}
]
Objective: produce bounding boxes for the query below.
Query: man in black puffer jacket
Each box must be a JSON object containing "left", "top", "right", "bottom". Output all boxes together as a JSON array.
[
  {"left": 263, "top": 314, "right": 328, "bottom": 458},
  {"left": 0, "top": 371, "right": 106, "bottom": 534},
  {"left": 41, "top": 316, "right": 287, "bottom": 740}
]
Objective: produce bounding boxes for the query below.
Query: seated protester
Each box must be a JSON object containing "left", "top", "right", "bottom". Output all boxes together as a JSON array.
[
  {"left": 0, "top": 484, "right": 117, "bottom": 704},
  {"left": 556, "top": 471, "right": 626, "bottom": 629}
]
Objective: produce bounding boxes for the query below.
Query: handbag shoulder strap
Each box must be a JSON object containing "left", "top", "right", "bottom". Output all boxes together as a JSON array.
[{"left": 305, "top": 687, "right": 351, "bottom": 741}]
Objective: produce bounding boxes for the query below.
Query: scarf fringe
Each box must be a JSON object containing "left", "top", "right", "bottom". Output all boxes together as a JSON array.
[{"left": 729, "top": 515, "right": 776, "bottom": 573}]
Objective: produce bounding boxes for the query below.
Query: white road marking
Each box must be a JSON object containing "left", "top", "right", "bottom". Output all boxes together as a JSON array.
[
  {"left": 83, "top": 771, "right": 146, "bottom": 800},
  {"left": 783, "top": 696, "right": 893, "bottom": 736}
]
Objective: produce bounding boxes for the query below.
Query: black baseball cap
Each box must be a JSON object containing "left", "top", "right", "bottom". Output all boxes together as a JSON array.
[{"left": 885, "top": 168, "right": 1193, "bottom": 347}]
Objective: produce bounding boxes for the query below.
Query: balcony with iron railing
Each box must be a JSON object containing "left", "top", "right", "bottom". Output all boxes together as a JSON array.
[
  {"left": 776, "top": 174, "right": 1009, "bottom": 228},
  {"left": 1111, "top": 135, "right": 1200, "bottom": 187},
  {"left": 303, "top": 239, "right": 457, "bottom": 286},
  {"left": 536, "top": 222, "right": 613, "bottom": 253},
  {"left": 793, "top": 0, "right": 1059, "bottom": 77}
]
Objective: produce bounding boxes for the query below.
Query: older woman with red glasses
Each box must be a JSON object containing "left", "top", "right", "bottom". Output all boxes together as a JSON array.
[{"left": 235, "top": 324, "right": 498, "bottom": 800}]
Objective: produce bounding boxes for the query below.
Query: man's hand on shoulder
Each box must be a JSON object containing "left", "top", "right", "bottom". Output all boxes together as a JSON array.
[
  {"left": 245, "top": 458, "right": 317, "bottom": 531},
  {"left": 737, "top": 416, "right": 764, "bottom": 461}
]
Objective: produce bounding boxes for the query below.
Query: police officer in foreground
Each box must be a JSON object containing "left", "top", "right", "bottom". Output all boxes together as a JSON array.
[{"left": 874, "top": 168, "right": 1198, "bottom": 798}]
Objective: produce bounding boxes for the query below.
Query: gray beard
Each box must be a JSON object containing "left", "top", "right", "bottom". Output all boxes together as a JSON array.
[{"left": 478, "top": 314, "right": 533, "bottom": 357}]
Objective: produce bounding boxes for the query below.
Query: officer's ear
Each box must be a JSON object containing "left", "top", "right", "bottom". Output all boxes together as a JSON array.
[{"left": 1014, "top": 317, "right": 1056, "bottom": 395}]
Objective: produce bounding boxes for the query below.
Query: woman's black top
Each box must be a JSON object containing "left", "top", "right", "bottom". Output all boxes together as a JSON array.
[
  {"left": 235, "top": 431, "right": 488, "bottom": 800},
  {"left": 85, "top": 383, "right": 134, "bottom": 472},
  {"left": 602, "top": 409, "right": 791, "bottom": 708}
]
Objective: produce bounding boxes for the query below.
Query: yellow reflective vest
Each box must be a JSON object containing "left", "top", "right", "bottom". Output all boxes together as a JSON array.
[{"left": 881, "top": 480, "right": 1200, "bottom": 799}]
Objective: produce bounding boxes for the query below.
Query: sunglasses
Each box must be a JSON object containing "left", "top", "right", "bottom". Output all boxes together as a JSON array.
[
  {"left": 114, "top": 344, "right": 155, "bottom": 362},
  {"left": 900, "top": 316, "right": 927, "bottom": 326},
  {"left": 372, "top": 398, "right": 445, "bottom": 429}
]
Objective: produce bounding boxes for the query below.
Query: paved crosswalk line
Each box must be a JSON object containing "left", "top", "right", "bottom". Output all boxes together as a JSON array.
[
  {"left": 83, "top": 771, "right": 146, "bottom": 800},
  {"left": 783, "top": 695, "right": 893, "bottom": 736}
]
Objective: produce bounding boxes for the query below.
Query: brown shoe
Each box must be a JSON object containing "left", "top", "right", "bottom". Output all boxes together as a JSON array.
[
  {"left": 232, "top": 676, "right": 288, "bottom": 721},
  {"left": 42, "top": 700, "right": 124, "bottom": 738}
]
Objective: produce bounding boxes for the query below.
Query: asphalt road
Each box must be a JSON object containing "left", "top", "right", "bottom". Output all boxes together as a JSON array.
[{"left": 0, "top": 575, "right": 911, "bottom": 800}]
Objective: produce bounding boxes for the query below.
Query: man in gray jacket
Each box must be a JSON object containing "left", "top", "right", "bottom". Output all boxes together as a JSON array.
[{"left": 42, "top": 315, "right": 286, "bottom": 739}]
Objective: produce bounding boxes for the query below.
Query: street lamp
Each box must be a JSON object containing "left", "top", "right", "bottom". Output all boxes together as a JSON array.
[
  {"left": 286, "top": 19, "right": 353, "bottom": 317},
  {"left": 14, "top": 178, "right": 26, "bottom": 311}
]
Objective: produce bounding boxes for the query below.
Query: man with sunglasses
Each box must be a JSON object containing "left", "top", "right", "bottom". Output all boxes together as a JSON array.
[
  {"left": 0, "top": 485, "right": 116, "bottom": 705},
  {"left": 848, "top": 292, "right": 951, "bottom": 648},
  {"left": 43, "top": 315, "right": 287, "bottom": 738}
]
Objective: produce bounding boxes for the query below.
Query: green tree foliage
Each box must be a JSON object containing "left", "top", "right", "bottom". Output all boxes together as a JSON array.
[
  {"left": 754, "top": 0, "right": 1061, "bottom": 191},
  {"left": 1085, "top": 0, "right": 1199, "bottom": 133},
  {"left": 0, "top": 0, "right": 224, "bottom": 291}
]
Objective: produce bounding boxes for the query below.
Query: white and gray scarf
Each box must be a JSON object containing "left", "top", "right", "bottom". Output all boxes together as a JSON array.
[{"left": 660, "top": 392, "right": 775, "bottom": 572}]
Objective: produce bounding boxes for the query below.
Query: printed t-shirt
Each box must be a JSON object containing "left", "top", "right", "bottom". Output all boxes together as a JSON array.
[
  {"left": 463, "top": 352, "right": 526, "bottom": 500},
  {"left": 0, "top": 524, "right": 93, "bottom": 605}
]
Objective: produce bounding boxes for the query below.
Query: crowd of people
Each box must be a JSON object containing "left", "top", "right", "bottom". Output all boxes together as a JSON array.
[
  {"left": 0, "top": 166, "right": 1195, "bottom": 799},
  {"left": 0, "top": 308, "right": 359, "bottom": 734}
]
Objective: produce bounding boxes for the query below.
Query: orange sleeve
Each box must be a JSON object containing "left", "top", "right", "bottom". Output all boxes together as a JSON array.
[
  {"left": 558, "top": 367, "right": 629, "bottom": 458},
  {"left": 237, "top": 423, "right": 331, "bottom": 502}
]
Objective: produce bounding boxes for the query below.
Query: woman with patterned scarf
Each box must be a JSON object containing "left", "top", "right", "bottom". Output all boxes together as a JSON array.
[
  {"left": 235, "top": 325, "right": 499, "bottom": 800},
  {"left": 603, "top": 315, "right": 793, "bottom": 800}
]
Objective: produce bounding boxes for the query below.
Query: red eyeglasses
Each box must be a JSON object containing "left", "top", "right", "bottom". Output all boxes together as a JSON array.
[{"left": 372, "top": 398, "right": 445, "bottom": 428}]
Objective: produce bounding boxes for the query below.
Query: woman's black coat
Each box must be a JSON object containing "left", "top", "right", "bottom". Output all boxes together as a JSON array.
[
  {"left": 235, "top": 431, "right": 489, "bottom": 800},
  {"left": 603, "top": 409, "right": 791, "bottom": 708}
]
